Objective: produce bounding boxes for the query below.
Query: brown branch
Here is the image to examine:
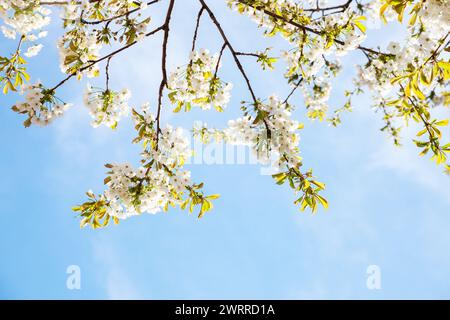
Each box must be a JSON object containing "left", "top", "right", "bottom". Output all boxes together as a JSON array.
[
  {"left": 214, "top": 42, "right": 227, "bottom": 78},
  {"left": 303, "top": 0, "right": 353, "bottom": 12},
  {"left": 235, "top": 51, "right": 260, "bottom": 58},
  {"left": 155, "top": 0, "right": 176, "bottom": 149},
  {"left": 50, "top": 25, "right": 164, "bottom": 91},
  {"left": 235, "top": 0, "right": 392, "bottom": 57},
  {"left": 200, "top": 0, "right": 257, "bottom": 103},
  {"left": 105, "top": 57, "right": 112, "bottom": 90},
  {"left": 283, "top": 77, "right": 303, "bottom": 104},
  {"left": 80, "top": 0, "right": 162, "bottom": 25},
  {"left": 191, "top": 7, "right": 205, "bottom": 52},
  {"left": 40, "top": 1, "right": 81, "bottom": 4}
]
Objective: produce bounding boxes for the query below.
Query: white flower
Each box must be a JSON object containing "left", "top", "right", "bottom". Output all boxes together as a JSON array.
[
  {"left": 168, "top": 49, "right": 233, "bottom": 111},
  {"left": 387, "top": 41, "right": 401, "bottom": 55},
  {"left": 1, "top": 26, "right": 16, "bottom": 39},
  {"left": 12, "top": 83, "right": 71, "bottom": 126},
  {"left": 83, "top": 85, "right": 131, "bottom": 128},
  {"left": 24, "top": 44, "right": 43, "bottom": 57}
]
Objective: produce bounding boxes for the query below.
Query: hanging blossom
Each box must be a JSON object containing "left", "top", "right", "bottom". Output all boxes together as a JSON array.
[
  {"left": 0, "top": 1, "right": 50, "bottom": 94},
  {"left": 0, "top": 0, "right": 50, "bottom": 64},
  {"left": 0, "top": 0, "right": 51, "bottom": 40},
  {"left": 194, "top": 95, "right": 302, "bottom": 167},
  {"left": 73, "top": 104, "right": 219, "bottom": 228},
  {"left": 353, "top": 0, "right": 450, "bottom": 164},
  {"left": 11, "top": 82, "right": 71, "bottom": 127},
  {"left": 58, "top": 0, "right": 151, "bottom": 78},
  {"left": 228, "top": 0, "right": 366, "bottom": 121},
  {"left": 168, "top": 48, "right": 233, "bottom": 112},
  {"left": 83, "top": 84, "right": 131, "bottom": 128},
  {"left": 57, "top": 27, "right": 102, "bottom": 77},
  {"left": 195, "top": 95, "right": 302, "bottom": 167},
  {"left": 194, "top": 94, "right": 327, "bottom": 212},
  {"left": 354, "top": 0, "right": 450, "bottom": 98}
]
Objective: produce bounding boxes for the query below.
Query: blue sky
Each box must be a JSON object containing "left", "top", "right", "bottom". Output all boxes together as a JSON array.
[{"left": 1, "top": 1, "right": 449, "bottom": 299}]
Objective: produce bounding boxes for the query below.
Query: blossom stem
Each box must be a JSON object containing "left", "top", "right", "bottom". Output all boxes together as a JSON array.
[
  {"left": 200, "top": 0, "right": 257, "bottom": 103},
  {"left": 155, "top": 0, "right": 176, "bottom": 149},
  {"left": 80, "top": 0, "right": 163, "bottom": 25},
  {"left": 50, "top": 25, "right": 164, "bottom": 91},
  {"left": 235, "top": 0, "right": 392, "bottom": 57}
]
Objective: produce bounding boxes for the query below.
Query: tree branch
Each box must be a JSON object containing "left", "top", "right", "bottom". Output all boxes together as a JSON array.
[
  {"left": 50, "top": 25, "right": 164, "bottom": 91},
  {"left": 80, "top": 0, "right": 162, "bottom": 25},
  {"left": 199, "top": 0, "right": 257, "bottom": 103},
  {"left": 283, "top": 77, "right": 303, "bottom": 104},
  {"left": 235, "top": 0, "right": 392, "bottom": 57},
  {"left": 191, "top": 7, "right": 205, "bottom": 52},
  {"left": 155, "top": 0, "right": 176, "bottom": 148}
]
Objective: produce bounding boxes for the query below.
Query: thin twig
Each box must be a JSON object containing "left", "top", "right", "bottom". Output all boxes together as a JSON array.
[
  {"left": 283, "top": 77, "right": 303, "bottom": 104},
  {"left": 80, "top": 0, "right": 162, "bottom": 25},
  {"left": 214, "top": 42, "right": 227, "bottom": 78},
  {"left": 235, "top": 52, "right": 260, "bottom": 58},
  {"left": 200, "top": 0, "right": 257, "bottom": 103},
  {"left": 105, "top": 57, "right": 112, "bottom": 90},
  {"left": 191, "top": 7, "right": 205, "bottom": 52},
  {"left": 155, "top": 0, "right": 176, "bottom": 148},
  {"left": 50, "top": 25, "right": 164, "bottom": 91},
  {"left": 235, "top": 0, "right": 392, "bottom": 57}
]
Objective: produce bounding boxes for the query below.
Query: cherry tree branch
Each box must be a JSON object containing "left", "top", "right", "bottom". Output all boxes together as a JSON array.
[
  {"left": 283, "top": 77, "right": 303, "bottom": 104},
  {"left": 235, "top": 0, "right": 393, "bottom": 57},
  {"left": 191, "top": 7, "right": 205, "bottom": 52},
  {"left": 303, "top": 0, "right": 353, "bottom": 12},
  {"left": 80, "top": 0, "right": 163, "bottom": 25},
  {"left": 50, "top": 25, "right": 164, "bottom": 91},
  {"left": 155, "top": 0, "right": 176, "bottom": 148},
  {"left": 105, "top": 56, "right": 111, "bottom": 90},
  {"left": 199, "top": 0, "right": 257, "bottom": 103},
  {"left": 235, "top": 51, "right": 260, "bottom": 58},
  {"left": 214, "top": 42, "right": 227, "bottom": 78}
]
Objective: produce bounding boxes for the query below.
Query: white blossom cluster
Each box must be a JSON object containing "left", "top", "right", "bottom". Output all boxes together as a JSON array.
[
  {"left": 83, "top": 85, "right": 131, "bottom": 128},
  {"left": 354, "top": 0, "right": 450, "bottom": 98},
  {"left": 11, "top": 83, "right": 71, "bottom": 126},
  {"left": 224, "top": 95, "right": 301, "bottom": 167},
  {"left": 0, "top": 0, "right": 50, "bottom": 39},
  {"left": 58, "top": 0, "right": 150, "bottom": 77},
  {"left": 228, "top": 0, "right": 366, "bottom": 119},
  {"left": 0, "top": 1, "right": 50, "bottom": 59},
  {"left": 57, "top": 28, "right": 102, "bottom": 77},
  {"left": 148, "top": 125, "right": 192, "bottom": 167},
  {"left": 302, "top": 77, "right": 332, "bottom": 120},
  {"left": 102, "top": 162, "right": 191, "bottom": 220},
  {"left": 168, "top": 49, "right": 233, "bottom": 111},
  {"left": 364, "top": 0, "right": 397, "bottom": 27},
  {"left": 228, "top": 0, "right": 366, "bottom": 57},
  {"left": 100, "top": 117, "right": 193, "bottom": 220}
]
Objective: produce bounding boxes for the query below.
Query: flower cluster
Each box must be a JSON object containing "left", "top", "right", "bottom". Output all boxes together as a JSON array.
[
  {"left": 74, "top": 106, "right": 219, "bottom": 228},
  {"left": 229, "top": 0, "right": 366, "bottom": 123},
  {"left": 58, "top": 0, "right": 151, "bottom": 77},
  {"left": 57, "top": 28, "right": 102, "bottom": 77},
  {"left": 222, "top": 95, "right": 301, "bottom": 167},
  {"left": 148, "top": 125, "right": 192, "bottom": 167},
  {"left": 83, "top": 84, "right": 131, "bottom": 128},
  {"left": 102, "top": 162, "right": 192, "bottom": 220},
  {"left": 302, "top": 77, "right": 332, "bottom": 120},
  {"left": 355, "top": 0, "right": 450, "bottom": 99},
  {"left": 194, "top": 93, "right": 326, "bottom": 212},
  {"left": 168, "top": 49, "right": 233, "bottom": 112},
  {"left": 0, "top": 0, "right": 51, "bottom": 40},
  {"left": 11, "top": 83, "right": 71, "bottom": 127}
]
